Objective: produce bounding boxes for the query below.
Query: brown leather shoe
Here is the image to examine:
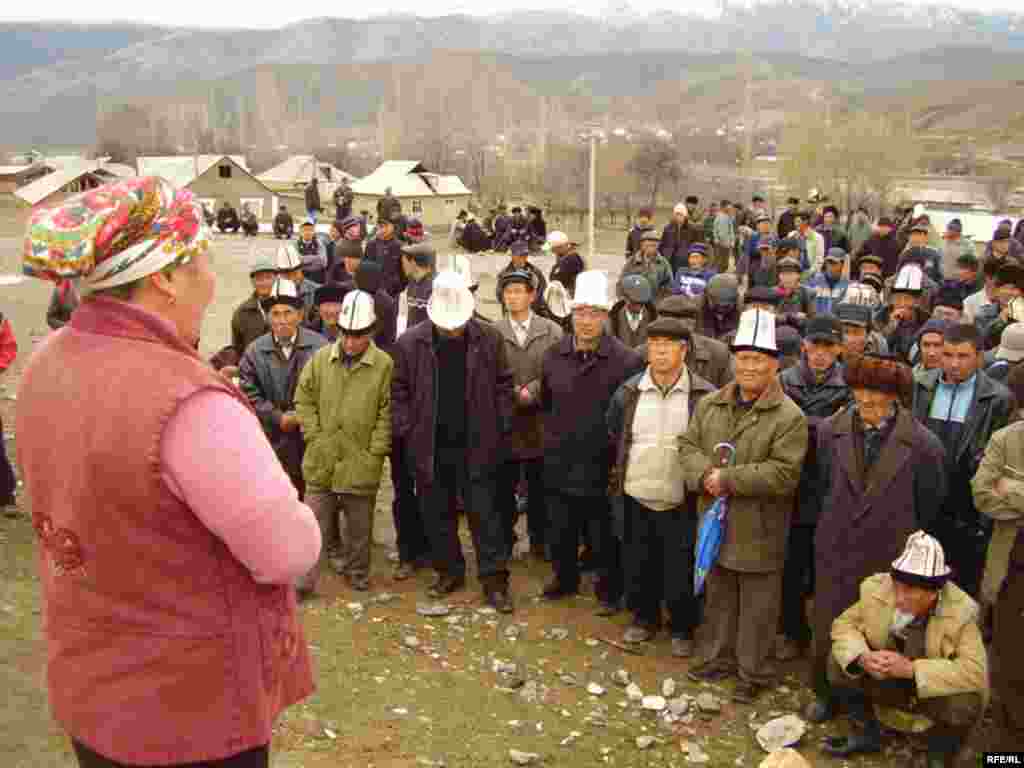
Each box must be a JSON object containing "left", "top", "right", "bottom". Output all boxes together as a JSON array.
[
  {"left": 731, "top": 680, "right": 765, "bottom": 704},
  {"left": 487, "top": 589, "right": 515, "bottom": 614},
  {"left": 426, "top": 574, "right": 465, "bottom": 599},
  {"left": 393, "top": 562, "right": 416, "bottom": 581},
  {"left": 541, "top": 580, "right": 577, "bottom": 600}
]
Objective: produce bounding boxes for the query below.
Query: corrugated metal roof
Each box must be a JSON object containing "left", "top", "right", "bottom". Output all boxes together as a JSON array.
[
  {"left": 136, "top": 155, "right": 249, "bottom": 188},
  {"left": 258, "top": 155, "right": 356, "bottom": 185},
  {"left": 14, "top": 161, "right": 100, "bottom": 205},
  {"left": 427, "top": 174, "right": 472, "bottom": 196},
  {"left": 352, "top": 161, "right": 471, "bottom": 198},
  {"left": 100, "top": 162, "right": 137, "bottom": 178},
  {"left": 352, "top": 161, "right": 434, "bottom": 197}
]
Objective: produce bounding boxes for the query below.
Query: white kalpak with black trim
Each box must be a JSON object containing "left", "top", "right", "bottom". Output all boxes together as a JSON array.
[{"left": 731, "top": 307, "right": 778, "bottom": 354}]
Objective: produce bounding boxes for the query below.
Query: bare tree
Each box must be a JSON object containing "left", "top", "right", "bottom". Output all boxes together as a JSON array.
[
  {"left": 628, "top": 141, "right": 682, "bottom": 208},
  {"left": 983, "top": 169, "right": 1021, "bottom": 212}
]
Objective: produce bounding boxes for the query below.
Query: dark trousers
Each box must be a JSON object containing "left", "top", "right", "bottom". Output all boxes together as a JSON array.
[
  {"left": 0, "top": 416, "right": 15, "bottom": 505},
  {"left": 547, "top": 491, "right": 623, "bottom": 603},
  {"left": 392, "top": 436, "right": 428, "bottom": 564},
  {"left": 420, "top": 459, "right": 508, "bottom": 586},
  {"left": 932, "top": 518, "right": 989, "bottom": 599},
  {"left": 780, "top": 523, "right": 815, "bottom": 645},
  {"left": 73, "top": 741, "right": 268, "bottom": 768},
  {"left": 496, "top": 458, "right": 547, "bottom": 556},
  {"left": 625, "top": 496, "right": 699, "bottom": 636}
]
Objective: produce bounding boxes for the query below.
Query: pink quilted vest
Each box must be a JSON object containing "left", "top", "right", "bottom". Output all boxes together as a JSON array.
[{"left": 15, "top": 297, "right": 314, "bottom": 765}]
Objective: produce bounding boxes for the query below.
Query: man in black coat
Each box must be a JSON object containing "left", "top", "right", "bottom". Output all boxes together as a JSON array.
[
  {"left": 548, "top": 232, "right": 585, "bottom": 298},
  {"left": 216, "top": 202, "right": 240, "bottom": 233},
  {"left": 853, "top": 216, "right": 907, "bottom": 279},
  {"left": 777, "top": 316, "right": 852, "bottom": 662},
  {"left": 659, "top": 198, "right": 705, "bottom": 273},
  {"left": 305, "top": 176, "right": 322, "bottom": 220},
  {"left": 273, "top": 204, "right": 295, "bottom": 239},
  {"left": 364, "top": 217, "right": 406, "bottom": 298},
  {"left": 496, "top": 240, "right": 548, "bottom": 315},
  {"left": 912, "top": 322, "right": 1014, "bottom": 597},
  {"left": 540, "top": 271, "right": 645, "bottom": 613},
  {"left": 391, "top": 270, "right": 516, "bottom": 611},
  {"left": 776, "top": 197, "right": 799, "bottom": 240}
]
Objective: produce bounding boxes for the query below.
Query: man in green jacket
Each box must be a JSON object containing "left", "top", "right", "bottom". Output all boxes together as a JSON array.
[
  {"left": 295, "top": 290, "right": 393, "bottom": 595},
  {"left": 681, "top": 308, "right": 808, "bottom": 703}
]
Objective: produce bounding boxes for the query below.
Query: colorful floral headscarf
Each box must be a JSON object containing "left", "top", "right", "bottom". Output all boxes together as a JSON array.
[{"left": 23, "top": 176, "right": 210, "bottom": 291}]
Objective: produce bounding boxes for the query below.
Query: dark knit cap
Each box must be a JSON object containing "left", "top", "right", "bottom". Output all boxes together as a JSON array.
[
  {"left": 776, "top": 325, "right": 802, "bottom": 358},
  {"left": 499, "top": 268, "right": 534, "bottom": 292},
  {"left": 805, "top": 314, "right": 844, "bottom": 344},
  {"left": 746, "top": 285, "right": 781, "bottom": 306},
  {"left": 917, "top": 318, "right": 949, "bottom": 342},
  {"left": 933, "top": 286, "right": 963, "bottom": 310},
  {"left": 354, "top": 260, "right": 384, "bottom": 294},
  {"left": 314, "top": 282, "right": 348, "bottom": 305}
]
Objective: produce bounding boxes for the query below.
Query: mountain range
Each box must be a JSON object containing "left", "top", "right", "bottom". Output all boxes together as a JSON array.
[{"left": 3, "top": 4, "right": 1024, "bottom": 149}]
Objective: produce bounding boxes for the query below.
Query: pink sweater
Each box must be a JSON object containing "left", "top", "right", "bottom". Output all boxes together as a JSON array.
[{"left": 162, "top": 389, "right": 320, "bottom": 584}]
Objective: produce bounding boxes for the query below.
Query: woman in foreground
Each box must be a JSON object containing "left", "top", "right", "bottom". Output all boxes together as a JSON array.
[{"left": 15, "top": 177, "right": 321, "bottom": 768}]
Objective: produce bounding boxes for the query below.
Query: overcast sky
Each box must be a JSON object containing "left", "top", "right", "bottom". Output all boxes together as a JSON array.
[{"left": 2, "top": 0, "right": 1018, "bottom": 29}]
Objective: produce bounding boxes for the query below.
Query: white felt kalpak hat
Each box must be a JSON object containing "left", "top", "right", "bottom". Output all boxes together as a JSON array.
[
  {"left": 427, "top": 271, "right": 475, "bottom": 330},
  {"left": 547, "top": 230, "right": 569, "bottom": 248},
  {"left": 544, "top": 280, "right": 571, "bottom": 319},
  {"left": 732, "top": 307, "right": 778, "bottom": 355},
  {"left": 891, "top": 530, "right": 952, "bottom": 589},
  {"left": 892, "top": 264, "right": 924, "bottom": 294},
  {"left": 261, "top": 278, "right": 304, "bottom": 311},
  {"left": 275, "top": 243, "right": 302, "bottom": 272},
  {"left": 339, "top": 289, "right": 376, "bottom": 333},
  {"left": 571, "top": 270, "right": 612, "bottom": 311},
  {"left": 440, "top": 252, "right": 477, "bottom": 289}
]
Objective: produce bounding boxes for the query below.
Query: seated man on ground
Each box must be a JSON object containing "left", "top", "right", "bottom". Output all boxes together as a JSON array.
[{"left": 824, "top": 531, "right": 988, "bottom": 768}]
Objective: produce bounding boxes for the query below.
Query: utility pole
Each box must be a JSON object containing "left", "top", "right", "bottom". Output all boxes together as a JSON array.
[{"left": 589, "top": 132, "right": 597, "bottom": 263}]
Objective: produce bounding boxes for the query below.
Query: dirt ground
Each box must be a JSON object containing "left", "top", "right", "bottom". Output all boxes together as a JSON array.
[{"left": 0, "top": 204, "right": 992, "bottom": 766}]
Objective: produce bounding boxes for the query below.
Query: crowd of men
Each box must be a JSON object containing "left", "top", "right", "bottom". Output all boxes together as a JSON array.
[{"left": 185, "top": 192, "right": 1024, "bottom": 764}]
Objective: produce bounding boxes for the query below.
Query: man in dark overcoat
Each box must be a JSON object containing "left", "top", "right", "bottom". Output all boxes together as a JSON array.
[{"left": 806, "top": 353, "right": 947, "bottom": 723}]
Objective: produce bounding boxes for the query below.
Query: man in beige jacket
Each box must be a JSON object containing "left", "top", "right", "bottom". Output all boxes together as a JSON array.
[
  {"left": 825, "top": 531, "right": 988, "bottom": 768},
  {"left": 972, "top": 421, "right": 1024, "bottom": 751}
]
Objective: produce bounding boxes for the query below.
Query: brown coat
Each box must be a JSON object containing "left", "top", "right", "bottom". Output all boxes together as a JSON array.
[
  {"left": 496, "top": 313, "right": 564, "bottom": 460},
  {"left": 679, "top": 379, "right": 808, "bottom": 572},
  {"left": 813, "top": 406, "right": 948, "bottom": 655},
  {"left": 231, "top": 295, "right": 269, "bottom": 358},
  {"left": 832, "top": 573, "right": 989, "bottom": 706}
]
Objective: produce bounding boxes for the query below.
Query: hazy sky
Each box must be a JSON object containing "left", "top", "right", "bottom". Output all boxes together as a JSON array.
[{"left": 2, "top": 0, "right": 1019, "bottom": 29}]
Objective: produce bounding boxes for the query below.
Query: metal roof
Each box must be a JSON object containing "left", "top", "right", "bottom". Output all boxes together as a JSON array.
[
  {"left": 135, "top": 155, "right": 249, "bottom": 188},
  {"left": 0, "top": 164, "right": 38, "bottom": 176},
  {"left": 101, "top": 162, "right": 137, "bottom": 178},
  {"left": 352, "top": 161, "right": 471, "bottom": 198},
  {"left": 427, "top": 174, "right": 472, "bottom": 196},
  {"left": 257, "top": 155, "right": 356, "bottom": 186},
  {"left": 14, "top": 161, "right": 101, "bottom": 205}
]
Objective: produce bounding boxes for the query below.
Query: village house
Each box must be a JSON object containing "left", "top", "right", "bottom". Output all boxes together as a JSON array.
[
  {"left": 137, "top": 155, "right": 278, "bottom": 222},
  {"left": 351, "top": 160, "right": 472, "bottom": 229}
]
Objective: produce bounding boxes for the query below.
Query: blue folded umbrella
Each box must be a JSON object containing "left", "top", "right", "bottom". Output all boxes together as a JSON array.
[{"left": 694, "top": 496, "right": 729, "bottom": 596}]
